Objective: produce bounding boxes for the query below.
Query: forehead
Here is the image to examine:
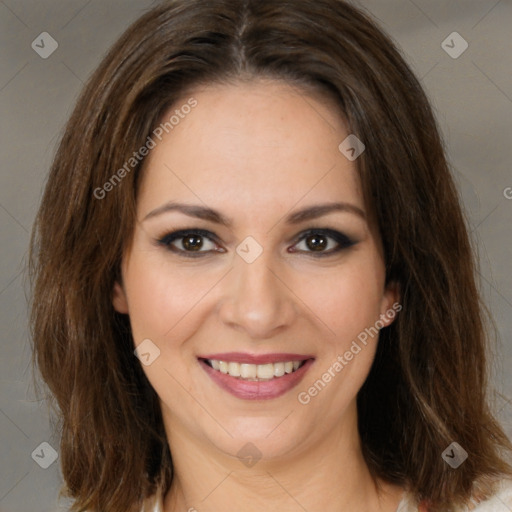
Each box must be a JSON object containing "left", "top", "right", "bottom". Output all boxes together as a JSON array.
[{"left": 137, "top": 80, "right": 363, "bottom": 218}]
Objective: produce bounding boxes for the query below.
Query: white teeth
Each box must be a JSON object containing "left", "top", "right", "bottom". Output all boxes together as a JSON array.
[
  {"left": 256, "top": 363, "right": 274, "bottom": 379},
  {"left": 240, "top": 363, "right": 257, "bottom": 379},
  {"left": 207, "top": 359, "right": 304, "bottom": 380},
  {"left": 228, "top": 362, "right": 241, "bottom": 377},
  {"left": 273, "top": 362, "right": 285, "bottom": 377}
]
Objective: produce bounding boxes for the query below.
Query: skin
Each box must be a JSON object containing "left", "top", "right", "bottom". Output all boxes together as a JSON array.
[{"left": 113, "top": 79, "right": 403, "bottom": 511}]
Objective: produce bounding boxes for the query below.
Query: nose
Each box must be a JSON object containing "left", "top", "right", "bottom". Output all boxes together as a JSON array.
[{"left": 218, "top": 249, "right": 298, "bottom": 339}]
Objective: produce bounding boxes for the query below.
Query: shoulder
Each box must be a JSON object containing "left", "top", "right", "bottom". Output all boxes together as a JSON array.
[
  {"left": 140, "top": 480, "right": 512, "bottom": 512},
  {"left": 399, "top": 479, "right": 512, "bottom": 512},
  {"left": 466, "top": 478, "right": 512, "bottom": 511},
  {"left": 141, "top": 487, "right": 164, "bottom": 512}
]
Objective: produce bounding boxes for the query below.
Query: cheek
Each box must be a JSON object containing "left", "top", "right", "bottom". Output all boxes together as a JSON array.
[
  {"left": 293, "top": 267, "right": 384, "bottom": 417},
  {"left": 122, "top": 251, "right": 219, "bottom": 343},
  {"left": 293, "top": 255, "right": 386, "bottom": 349},
  {"left": 122, "top": 253, "right": 217, "bottom": 411}
]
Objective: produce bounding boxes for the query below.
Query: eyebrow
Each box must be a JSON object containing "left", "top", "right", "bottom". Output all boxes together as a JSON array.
[{"left": 142, "top": 201, "right": 366, "bottom": 225}]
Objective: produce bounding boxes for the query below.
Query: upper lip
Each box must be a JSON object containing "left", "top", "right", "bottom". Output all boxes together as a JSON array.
[{"left": 198, "top": 352, "right": 314, "bottom": 365}]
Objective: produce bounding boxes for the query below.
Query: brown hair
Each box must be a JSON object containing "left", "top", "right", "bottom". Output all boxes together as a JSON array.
[{"left": 29, "top": 0, "right": 512, "bottom": 511}]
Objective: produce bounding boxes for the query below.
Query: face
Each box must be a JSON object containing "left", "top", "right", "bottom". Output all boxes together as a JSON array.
[{"left": 113, "top": 79, "right": 398, "bottom": 463}]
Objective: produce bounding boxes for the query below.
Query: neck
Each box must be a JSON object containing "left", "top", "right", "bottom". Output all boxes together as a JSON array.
[{"left": 161, "top": 403, "right": 404, "bottom": 512}]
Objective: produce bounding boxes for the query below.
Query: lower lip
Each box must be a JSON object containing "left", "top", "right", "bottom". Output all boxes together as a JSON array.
[{"left": 199, "top": 358, "right": 315, "bottom": 400}]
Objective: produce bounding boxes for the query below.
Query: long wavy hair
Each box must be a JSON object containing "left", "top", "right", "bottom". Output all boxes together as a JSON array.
[{"left": 29, "top": 0, "right": 512, "bottom": 511}]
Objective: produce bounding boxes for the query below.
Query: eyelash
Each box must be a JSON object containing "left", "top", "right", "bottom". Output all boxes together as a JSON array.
[{"left": 156, "top": 228, "right": 357, "bottom": 258}]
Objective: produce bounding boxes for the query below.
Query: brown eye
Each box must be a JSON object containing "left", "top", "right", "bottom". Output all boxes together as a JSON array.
[
  {"left": 182, "top": 234, "right": 204, "bottom": 251},
  {"left": 305, "top": 234, "right": 328, "bottom": 251},
  {"left": 157, "top": 229, "right": 221, "bottom": 256},
  {"left": 291, "top": 229, "right": 356, "bottom": 256}
]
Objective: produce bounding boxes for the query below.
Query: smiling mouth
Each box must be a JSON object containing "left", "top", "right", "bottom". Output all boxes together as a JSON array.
[{"left": 201, "top": 358, "right": 307, "bottom": 381}]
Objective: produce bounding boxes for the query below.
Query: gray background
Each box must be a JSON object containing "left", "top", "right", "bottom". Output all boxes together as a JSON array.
[{"left": 0, "top": 1, "right": 511, "bottom": 511}]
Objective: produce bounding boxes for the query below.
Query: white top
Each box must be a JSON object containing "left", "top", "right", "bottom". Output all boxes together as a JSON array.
[
  {"left": 397, "top": 479, "right": 512, "bottom": 511},
  {"left": 142, "top": 479, "right": 512, "bottom": 512}
]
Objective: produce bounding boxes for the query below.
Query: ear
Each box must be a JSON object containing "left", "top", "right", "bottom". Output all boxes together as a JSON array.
[
  {"left": 379, "top": 281, "right": 401, "bottom": 328},
  {"left": 113, "top": 281, "right": 129, "bottom": 314}
]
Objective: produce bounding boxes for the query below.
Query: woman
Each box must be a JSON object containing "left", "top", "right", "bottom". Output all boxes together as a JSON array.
[{"left": 29, "top": 0, "right": 512, "bottom": 511}]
